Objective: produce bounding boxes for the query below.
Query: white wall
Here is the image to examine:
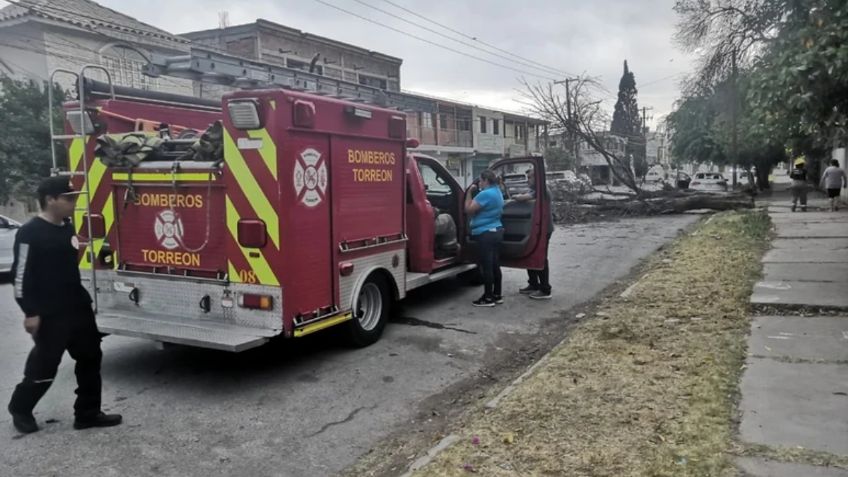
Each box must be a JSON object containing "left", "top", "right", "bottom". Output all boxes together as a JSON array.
[
  {"left": 473, "top": 107, "right": 504, "bottom": 154},
  {"left": 833, "top": 148, "right": 846, "bottom": 203},
  {"left": 0, "top": 23, "right": 50, "bottom": 83}
]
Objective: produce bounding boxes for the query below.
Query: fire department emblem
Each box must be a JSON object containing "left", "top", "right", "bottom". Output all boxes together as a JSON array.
[
  {"left": 293, "top": 148, "right": 327, "bottom": 207},
  {"left": 154, "top": 210, "right": 184, "bottom": 250}
]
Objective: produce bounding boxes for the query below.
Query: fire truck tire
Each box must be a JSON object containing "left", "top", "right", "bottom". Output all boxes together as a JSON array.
[{"left": 346, "top": 274, "right": 390, "bottom": 347}]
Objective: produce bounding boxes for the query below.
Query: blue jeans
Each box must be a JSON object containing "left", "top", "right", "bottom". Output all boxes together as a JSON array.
[{"left": 475, "top": 228, "right": 503, "bottom": 299}]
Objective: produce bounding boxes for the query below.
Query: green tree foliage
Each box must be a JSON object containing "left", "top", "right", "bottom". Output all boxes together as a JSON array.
[
  {"left": 675, "top": 0, "right": 848, "bottom": 177},
  {"left": 0, "top": 76, "right": 66, "bottom": 201},
  {"left": 747, "top": 0, "right": 848, "bottom": 156},
  {"left": 610, "top": 61, "right": 648, "bottom": 178},
  {"left": 668, "top": 74, "right": 787, "bottom": 190}
]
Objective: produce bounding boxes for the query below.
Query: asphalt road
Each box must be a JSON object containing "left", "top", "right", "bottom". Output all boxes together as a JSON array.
[{"left": 0, "top": 215, "right": 698, "bottom": 477}]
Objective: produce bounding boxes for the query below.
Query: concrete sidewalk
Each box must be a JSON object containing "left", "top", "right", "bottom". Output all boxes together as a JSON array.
[{"left": 739, "top": 187, "right": 848, "bottom": 476}]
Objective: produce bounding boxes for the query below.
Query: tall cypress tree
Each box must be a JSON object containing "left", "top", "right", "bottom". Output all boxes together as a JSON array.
[{"left": 611, "top": 60, "right": 647, "bottom": 178}]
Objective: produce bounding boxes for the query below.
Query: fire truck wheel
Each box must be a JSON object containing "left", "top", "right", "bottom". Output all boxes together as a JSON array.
[{"left": 346, "top": 275, "right": 390, "bottom": 347}]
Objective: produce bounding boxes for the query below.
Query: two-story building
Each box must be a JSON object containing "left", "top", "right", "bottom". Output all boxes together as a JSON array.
[{"left": 181, "top": 19, "right": 402, "bottom": 97}]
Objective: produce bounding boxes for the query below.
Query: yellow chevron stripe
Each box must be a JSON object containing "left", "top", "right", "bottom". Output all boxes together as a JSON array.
[
  {"left": 246, "top": 128, "right": 277, "bottom": 180},
  {"left": 79, "top": 192, "right": 115, "bottom": 270},
  {"left": 111, "top": 172, "right": 217, "bottom": 182},
  {"left": 226, "top": 196, "right": 279, "bottom": 286},
  {"left": 74, "top": 159, "right": 107, "bottom": 234},
  {"left": 68, "top": 138, "right": 84, "bottom": 171},
  {"left": 223, "top": 130, "right": 280, "bottom": 249}
]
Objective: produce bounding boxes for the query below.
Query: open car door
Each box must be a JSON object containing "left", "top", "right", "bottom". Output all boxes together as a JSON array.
[{"left": 489, "top": 156, "right": 550, "bottom": 270}]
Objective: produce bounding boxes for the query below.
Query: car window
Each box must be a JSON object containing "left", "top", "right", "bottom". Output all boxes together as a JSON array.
[
  {"left": 0, "top": 217, "right": 9, "bottom": 228},
  {"left": 417, "top": 162, "right": 451, "bottom": 194},
  {"left": 696, "top": 173, "right": 705, "bottom": 179}
]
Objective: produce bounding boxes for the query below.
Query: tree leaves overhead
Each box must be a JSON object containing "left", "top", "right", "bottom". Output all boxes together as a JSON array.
[{"left": 672, "top": 0, "right": 847, "bottom": 182}]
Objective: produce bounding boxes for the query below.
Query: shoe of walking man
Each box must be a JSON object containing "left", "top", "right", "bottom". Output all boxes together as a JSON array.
[
  {"left": 8, "top": 176, "right": 122, "bottom": 434},
  {"left": 512, "top": 168, "right": 553, "bottom": 300}
]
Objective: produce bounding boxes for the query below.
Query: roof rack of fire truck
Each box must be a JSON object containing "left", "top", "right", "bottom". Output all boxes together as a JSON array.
[{"left": 142, "top": 47, "right": 437, "bottom": 113}]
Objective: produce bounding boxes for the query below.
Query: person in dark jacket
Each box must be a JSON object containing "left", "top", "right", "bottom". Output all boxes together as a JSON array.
[
  {"left": 8, "top": 176, "right": 122, "bottom": 434},
  {"left": 512, "top": 168, "right": 554, "bottom": 299}
]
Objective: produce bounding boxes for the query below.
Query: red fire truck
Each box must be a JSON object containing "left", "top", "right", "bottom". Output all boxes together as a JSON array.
[{"left": 57, "top": 69, "right": 550, "bottom": 352}]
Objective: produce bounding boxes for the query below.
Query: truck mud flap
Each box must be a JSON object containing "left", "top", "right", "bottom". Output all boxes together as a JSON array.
[{"left": 96, "top": 311, "right": 279, "bottom": 352}]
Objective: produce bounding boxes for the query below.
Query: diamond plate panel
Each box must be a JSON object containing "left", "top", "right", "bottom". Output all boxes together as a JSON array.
[
  {"left": 85, "top": 270, "right": 283, "bottom": 333},
  {"left": 338, "top": 249, "right": 406, "bottom": 311}
]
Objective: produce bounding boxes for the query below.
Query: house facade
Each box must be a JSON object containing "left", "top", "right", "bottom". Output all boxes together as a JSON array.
[{"left": 0, "top": 0, "right": 193, "bottom": 95}]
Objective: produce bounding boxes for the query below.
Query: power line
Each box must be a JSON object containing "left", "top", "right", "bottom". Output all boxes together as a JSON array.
[
  {"left": 350, "top": 0, "right": 568, "bottom": 77},
  {"left": 310, "top": 0, "right": 557, "bottom": 81},
  {"left": 639, "top": 72, "right": 686, "bottom": 89},
  {"left": 381, "top": 0, "right": 573, "bottom": 77}
]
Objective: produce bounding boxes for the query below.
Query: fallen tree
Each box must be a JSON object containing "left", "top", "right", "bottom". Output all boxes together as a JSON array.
[{"left": 552, "top": 191, "right": 754, "bottom": 224}]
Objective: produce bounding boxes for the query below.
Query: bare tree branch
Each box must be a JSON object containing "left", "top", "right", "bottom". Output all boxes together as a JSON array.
[{"left": 519, "top": 76, "right": 641, "bottom": 193}]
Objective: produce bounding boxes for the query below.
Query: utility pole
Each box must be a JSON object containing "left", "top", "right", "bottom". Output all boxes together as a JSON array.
[
  {"left": 554, "top": 77, "right": 578, "bottom": 168},
  {"left": 730, "top": 48, "right": 739, "bottom": 188},
  {"left": 641, "top": 106, "right": 653, "bottom": 134}
]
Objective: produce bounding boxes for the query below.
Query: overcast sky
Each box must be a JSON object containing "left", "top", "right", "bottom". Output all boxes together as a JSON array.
[{"left": 5, "top": 0, "right": 695, "bottom": 128}]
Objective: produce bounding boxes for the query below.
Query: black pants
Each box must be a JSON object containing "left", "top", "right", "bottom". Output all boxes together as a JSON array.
[
  {"left": 9, "top": 307, "right": 103, "bottom": 418},
  {"left": 526, "top": 232, "right": 552, "bottom": 293},
  {"left": 475, "top": 228, "right": 504, "bottom": 299}
]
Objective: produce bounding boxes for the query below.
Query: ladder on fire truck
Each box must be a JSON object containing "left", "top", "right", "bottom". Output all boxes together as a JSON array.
[
  {"left": 48, "top": 65, "right": 116, "bottom": 313},
  {"left": 143, "top": 48, "right": 436, "bottom": 113}
]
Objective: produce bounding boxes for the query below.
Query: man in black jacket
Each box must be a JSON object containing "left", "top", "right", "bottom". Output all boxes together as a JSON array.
[
  {"left": 512, "top": 168, "right": 554, "bottom": 300},
  {"left": 8, "top": 176, "right": 122, "bottom": 434}
]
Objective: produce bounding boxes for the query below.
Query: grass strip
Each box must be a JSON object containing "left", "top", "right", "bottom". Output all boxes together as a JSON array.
[{"left": 413, "top": 210, "right": 772, "bottom": 477}]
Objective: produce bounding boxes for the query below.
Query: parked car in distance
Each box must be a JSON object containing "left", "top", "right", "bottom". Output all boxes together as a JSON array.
[
  {"left": 644, "top": 168, "right": 665, "bottom": 183},
  {"left": 0, "top": 215, "right": 21, "bottom": 274},
  {"left": 690, "top": 172, "right": 728, "bottom": 192},
  {"left": 546, "top": 170, "right": 591, "bottom": 193}
]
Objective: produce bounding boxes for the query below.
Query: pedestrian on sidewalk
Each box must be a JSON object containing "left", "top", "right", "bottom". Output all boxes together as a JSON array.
[
  {"left": 512, "top": 167, "right": 554, "bottom": 300},
  {"left": 789, "top": 158, "right": 808, "bottom": 212},
  {"left": 8, "top": 176, "right": 122, "bottom": 434},
  {"left": 819, "top": 159, "right": 847, "bottom": 211},
  {"left": 466, "top": 169, "right": 505, "bottom": 307}
]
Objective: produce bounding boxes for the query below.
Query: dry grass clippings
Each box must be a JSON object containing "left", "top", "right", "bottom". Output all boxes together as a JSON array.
[{"left": 414, "top": 211, "right": 771, "bottom": 477}]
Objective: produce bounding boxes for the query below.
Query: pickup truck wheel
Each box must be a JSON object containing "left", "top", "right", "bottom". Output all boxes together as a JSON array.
[{"left": 346, "top": 275, "right": 390, "bottom": 347}]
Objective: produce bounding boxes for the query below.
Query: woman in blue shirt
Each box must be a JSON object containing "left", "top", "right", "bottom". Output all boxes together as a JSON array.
[{"left": 465, "top": 169, "right": 505, "bottom": 307}]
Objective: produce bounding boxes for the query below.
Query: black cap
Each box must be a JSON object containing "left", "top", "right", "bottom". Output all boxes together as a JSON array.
[{"left": 37, "top": 176, "right": 82, "bottom": 198}]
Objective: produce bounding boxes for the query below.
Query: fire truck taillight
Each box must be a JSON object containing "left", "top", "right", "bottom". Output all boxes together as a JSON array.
[
  {"left": 237, "top": 219, "right": 267, "bottom": 248},
  {"left": 227, "top": 100, "right": 262, "bottom": 130},
  {"left": 239, "top": 294, "right": 273, "bottom": 310}
]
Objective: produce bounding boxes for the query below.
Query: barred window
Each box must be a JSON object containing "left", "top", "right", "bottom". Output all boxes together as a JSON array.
[{"left": 100, "top": 45, "right": 158, "bottom": 90}]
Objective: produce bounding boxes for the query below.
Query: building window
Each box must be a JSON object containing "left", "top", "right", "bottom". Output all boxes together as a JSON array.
[
  {"left": 479, "top": 116, "right": 487, "bottom": 134},
  {"left": 286, "top": 58, "right": 323, "bottom": 75},
  {"left": 421, "top": 112, "right": 435, "bottom": 128},
  {"left": 457, "top": 118, "right": 471, "bottom": 131},
  {"left": 439, "top": 113, "right": 449, "bottom": 131},
  {"left": 516, "top": 124, "right": 524, "bottom": 140},
  {"left": 492, "top": 119, "right": 500, "bottom": 136},
  {"left": 100, "top": 44, "right": 157, "bottom": 90},
  {"left": 358, "top": 73, "right": 387, "bottom": 89}
]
